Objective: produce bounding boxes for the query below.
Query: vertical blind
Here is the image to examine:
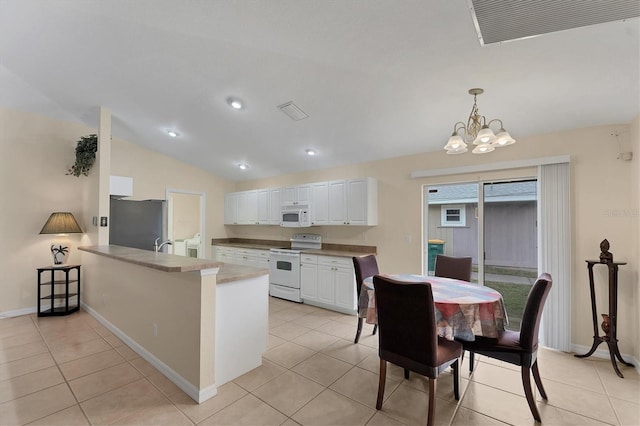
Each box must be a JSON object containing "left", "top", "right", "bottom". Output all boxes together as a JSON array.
[{"left": 538, "top": 162, "right": 571, "bottom": 351}]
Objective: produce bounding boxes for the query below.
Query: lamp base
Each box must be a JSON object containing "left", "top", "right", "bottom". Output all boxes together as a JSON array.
[{"left": 51, "top": 244, "right": 70, "bottom": 265}]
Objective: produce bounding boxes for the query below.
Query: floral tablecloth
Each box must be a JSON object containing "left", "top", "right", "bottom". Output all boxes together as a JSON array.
[{"left": 360, "top": 274, "right": 508, "bottom": 341}]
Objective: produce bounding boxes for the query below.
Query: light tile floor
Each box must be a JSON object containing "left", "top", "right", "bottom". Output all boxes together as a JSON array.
[{"left": 0, "top": 298, "right": 638, "bottom": 425}]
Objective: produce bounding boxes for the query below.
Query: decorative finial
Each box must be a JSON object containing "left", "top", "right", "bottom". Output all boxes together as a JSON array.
[{"left": 599, "top": 239, "right": 613, "bottom": 263}]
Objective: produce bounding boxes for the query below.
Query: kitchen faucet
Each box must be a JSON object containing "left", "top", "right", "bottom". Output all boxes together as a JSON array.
[{"left": 154, "top": 237, "right": 173, "bottom": 252}]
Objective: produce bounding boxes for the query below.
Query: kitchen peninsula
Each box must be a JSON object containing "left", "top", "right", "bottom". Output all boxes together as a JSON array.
[{"left": 78, "top": 245, "right": 269, "bottom": 404}]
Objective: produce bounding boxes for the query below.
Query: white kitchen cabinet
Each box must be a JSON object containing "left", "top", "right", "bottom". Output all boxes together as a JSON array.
[
  {"left": 282, "top": 184, "right": 311, "bottom": 206},
  {"left": 300, "top": 254, "right": 318, "bottom": 301},
  {"left": 224, "top": 177, "right": 376, "bottom": 227},
  {"left": 334, "top": 265, "right": 357, "bottom": 311},
  {"left": 257, "top": 189, "right": 270, "bottom": 225},
  {"left": 213, "top": 245, "right": 235, "bottom": 263},
  {"left": 328, "top": 178, "right": 378, "bottom": 226},
  {"left": 224, "top": 193, "right": 239, "bottom": 225},
  {"left": 269, "top": 188, "right": 282, "bottom": 225},
  {"left": 310, "top": 181, "right": 329, "bottom": 226},
  {"left": 214, "top": 246, "right": 269, "bottom": 269},
  {"left": 328, "top": 180, "right": 347, "bottom": 225},
  {"left": 237, "top": 190, "right": 258, "bottom": 224},
  {"left": 304, "top": 255, "right": 356, "bottom": 314},
  {"left": 109, "top": 175, "right": 133, "bottom": 198}
]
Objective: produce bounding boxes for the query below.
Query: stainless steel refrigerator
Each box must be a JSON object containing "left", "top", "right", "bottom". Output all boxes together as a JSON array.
[{"left": 109, "top": 199, "right": 168, "bottom": 251}]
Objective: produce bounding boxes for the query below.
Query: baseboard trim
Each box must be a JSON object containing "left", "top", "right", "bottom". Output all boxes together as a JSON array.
[
  {"left": 0, "top": 306, "right": 37, "bottom": 318},
  {"left": 571, "top": 343, "right": 640, "bottom": 375},
  {"left": 81, "top": 302, "right": 217, "bottom": 403}
]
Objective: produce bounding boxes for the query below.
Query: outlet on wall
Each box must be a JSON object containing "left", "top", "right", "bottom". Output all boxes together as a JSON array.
[{"left": 153, "top": 323, "right": 158, "bottom": 337}]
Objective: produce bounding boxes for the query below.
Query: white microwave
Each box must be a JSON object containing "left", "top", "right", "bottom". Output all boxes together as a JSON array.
[{"left": 280, "top": 205, "right": 311, "bottom": 227}]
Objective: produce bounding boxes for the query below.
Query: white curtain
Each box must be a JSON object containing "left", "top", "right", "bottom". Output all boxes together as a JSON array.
[{"left": 537, "top": 162, "right": 571, "bottom": 351}]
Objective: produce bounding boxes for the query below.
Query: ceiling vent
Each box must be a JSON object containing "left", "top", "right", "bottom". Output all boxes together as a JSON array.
[
  {"left": 277, "top": 101, "right": 309, "bottom": 121},
  {"left": 468, "top": 0, "right": 640, "bottom": 45}
]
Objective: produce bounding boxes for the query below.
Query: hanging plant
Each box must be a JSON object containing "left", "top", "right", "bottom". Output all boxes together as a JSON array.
[{"left": 67, "top": 134, "right": 98, "bottom": 177}]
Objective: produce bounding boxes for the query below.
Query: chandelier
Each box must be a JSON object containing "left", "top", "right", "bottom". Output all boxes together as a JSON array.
[{"left": 444, "top": 88, "right": 516, "bottom": 154}]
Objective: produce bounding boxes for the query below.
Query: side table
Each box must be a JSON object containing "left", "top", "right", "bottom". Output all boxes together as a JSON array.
[
  {"left": 574, "top": 260, "right": 632, "bottom": 378},
  {"left": 37, "top": 265, "right": 81, "bottom": 316}
]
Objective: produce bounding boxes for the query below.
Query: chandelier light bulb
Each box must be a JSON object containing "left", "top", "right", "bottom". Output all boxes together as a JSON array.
[
  {"left": 494, "top": 128, "right": 516, "bottom": 146},
  {"left": 474, "top": 125, "right": 496, "bottom": 145}
]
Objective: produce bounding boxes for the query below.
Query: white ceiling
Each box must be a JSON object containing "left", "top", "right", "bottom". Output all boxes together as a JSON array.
[{"left": 1, "top": 1, "right": 638, "bottom": 182}]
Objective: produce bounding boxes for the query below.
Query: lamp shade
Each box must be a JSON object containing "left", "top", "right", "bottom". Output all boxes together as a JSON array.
[{"left": 39, "top": 212, "right": 83, "bottom": 234}]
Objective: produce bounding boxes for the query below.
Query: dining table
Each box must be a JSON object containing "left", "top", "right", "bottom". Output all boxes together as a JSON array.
[{"left": 360, "top": 274, "right": 508, "bottom": 341}]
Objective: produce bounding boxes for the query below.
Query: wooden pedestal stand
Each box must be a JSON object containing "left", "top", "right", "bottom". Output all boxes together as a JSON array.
[{"left": 574, "top": 260, "right": 632, "bottom": 378}]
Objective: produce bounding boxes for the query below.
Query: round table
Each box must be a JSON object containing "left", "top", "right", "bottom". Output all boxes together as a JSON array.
[{"left": 361, "top": 274, "right": 508, "bottom": 341}]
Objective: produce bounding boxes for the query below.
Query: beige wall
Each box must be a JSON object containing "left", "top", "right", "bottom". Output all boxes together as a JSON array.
[
  {"left": 110, "top": 138, "right": 234, "bottom": 259},
  {"left": 232, "top": 122, "right": 639, "bottom": 356},
  {"left": 170, "top": 192, "right": 201, "bottom": 239},
  {"left": 0, "top": 108, "right": 96, "bottom": 314},
  {"left": 0, "top": 108, "right": 233, "bottom": 315}
]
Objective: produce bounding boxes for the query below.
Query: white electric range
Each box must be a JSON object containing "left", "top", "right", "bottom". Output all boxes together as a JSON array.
[{"left": 269, "top": 234, "right": 321, "bottom": 302}]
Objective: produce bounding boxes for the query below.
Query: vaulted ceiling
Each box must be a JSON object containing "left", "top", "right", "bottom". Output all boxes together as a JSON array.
[{"left": 1, "top": 1, "right": 638, "bottom": 181}]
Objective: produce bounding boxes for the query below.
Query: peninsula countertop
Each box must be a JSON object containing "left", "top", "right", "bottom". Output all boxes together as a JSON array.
[
  {"left": 79, "top": 245, "right": 221, "bottom": 273},
  {"left": 79, "top": 245, "right": 270, "bottom": 283}
]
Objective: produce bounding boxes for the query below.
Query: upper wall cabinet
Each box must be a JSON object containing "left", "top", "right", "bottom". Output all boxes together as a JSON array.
[
  {"left": 224, "top": 178, "right": 377, "bottom": 226},
  {"left": 224, "top": 192, "right": 239, "bottom": 225},
  {"left": 311, "top": 181, "right": 329, "bottom": 226},
  {"left": 329, "top": 178, "right": 378, "bottom": 226},
  {"left": 282, "top": 184, "right": 310, "bottom": 206},
  {"left": 109, "top": 176, "right": 133, "bottom": 198},
  {"left": 226, "top": 188, "right": 281, "bottom": 225},
  {"left": 257, "top": 189, "right": 270, "bottom": 225},
  {"left": 269, "top": 188, "right": 282, "bottom": 225}
]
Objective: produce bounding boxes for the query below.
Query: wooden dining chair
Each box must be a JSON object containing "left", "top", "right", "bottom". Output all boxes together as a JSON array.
[
  {"left": 373, "top": 275, "right": 462, "bottom": 426},
  {"left": 352, "top": 255, "right": 379, "bottom": 343},
  {"left": 434, "top": 254, "right": 473, "bottom": 282},
  {"left": 462, "top": 273, "right": 553, "bottom": 422}
]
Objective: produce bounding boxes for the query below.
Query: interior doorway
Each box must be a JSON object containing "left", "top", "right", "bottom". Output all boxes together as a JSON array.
[{"left": 166, "top": 189, "right": 206, "bottom": 258}]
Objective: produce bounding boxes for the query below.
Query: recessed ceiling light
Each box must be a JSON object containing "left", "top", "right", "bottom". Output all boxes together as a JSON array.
[
  {"left": 227, "top": 97, "right": 244, "bottom": 110},
  {"left": 238, "top": 163, "right": 249, "bottom": 170},
  {"left": 166, "top": 129, "right": 179, "bottom": 137},
  {"left": 305, "top": 149, "right": 316, "bottom": 156}
]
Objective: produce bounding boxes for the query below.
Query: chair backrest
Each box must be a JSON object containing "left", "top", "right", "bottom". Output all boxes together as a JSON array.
[
  {"left": 519, "top": 273, "right": 553, "bottom": 351},
  {"left": 434, "top": 255, "right": 472, "bottom": 282},
  {"left": 373, "top": 275, "right": 438, "bottom": 368},
  {"left": 353, "top": 255, "right": 379, "bottom": 297}
]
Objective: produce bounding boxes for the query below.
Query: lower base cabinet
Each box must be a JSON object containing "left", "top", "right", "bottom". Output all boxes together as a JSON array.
[
  {"left": 301, "top": 255, "right": 356, "bottom": 315},
  {"left": 212, "top": 246, "right": 269, "bottom": 268}
]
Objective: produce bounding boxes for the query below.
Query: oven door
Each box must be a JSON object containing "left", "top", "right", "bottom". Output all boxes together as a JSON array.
[{"left": 269, "top": 251, "right": 301, "bottom": 288}]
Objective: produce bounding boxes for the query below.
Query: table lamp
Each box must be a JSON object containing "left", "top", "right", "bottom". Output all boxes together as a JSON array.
[{"left": 39, "top": 212, "right": 83, "bottom": 265}]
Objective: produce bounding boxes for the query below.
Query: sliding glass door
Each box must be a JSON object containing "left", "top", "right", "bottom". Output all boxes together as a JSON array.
[
  {"left": 424, "top": 179, "right": 538, "bottom": 331},
  {"left": 481, "top": 180, "right": 537, "bottom": 330}
]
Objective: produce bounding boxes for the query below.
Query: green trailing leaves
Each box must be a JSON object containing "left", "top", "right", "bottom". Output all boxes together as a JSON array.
[{"left": 67, "top": 134, "right": 97, "bottom": 177}]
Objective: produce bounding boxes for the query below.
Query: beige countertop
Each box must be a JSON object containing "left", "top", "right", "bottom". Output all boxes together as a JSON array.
[
  {"left": 211, "top": 239, "right": 376, "bottom": 258},
  {"left": 213, "top": 242, "right": 287, "bottom": 250},
  {"left": 216, "top": 263, "right": 269, "bottom": 284},
  {"left": 79, "top": 245, "right": 221, "bottom": 273},
  {"left": 79, "top": 246, "right": 269, "bottom": 284},
  {"left": 299, "top": 249, "right": 376, "bottom": 258}
]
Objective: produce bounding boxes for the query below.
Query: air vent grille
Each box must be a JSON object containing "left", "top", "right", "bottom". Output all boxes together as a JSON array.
[
  {"left": 469, "top": 0, "right": 640, "bottom": 45},
  {"left": 278, "top": 101, "right": 309, "bottom": 121}
]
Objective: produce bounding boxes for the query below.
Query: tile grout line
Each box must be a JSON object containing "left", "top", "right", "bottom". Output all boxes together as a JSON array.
[{"left": 27, "top": 313, "right": 93, "bottom": 426}]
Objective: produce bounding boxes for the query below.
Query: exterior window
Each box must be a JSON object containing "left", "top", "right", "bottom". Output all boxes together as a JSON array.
[{"left": 441, "top": 205, "right": 466, "bottom": 227}]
